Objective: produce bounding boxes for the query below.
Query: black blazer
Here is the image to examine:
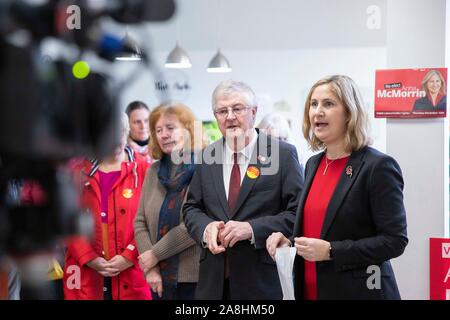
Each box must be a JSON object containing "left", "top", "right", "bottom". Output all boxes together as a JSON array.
[
  {"left": 413, "top": 95, "right": 446, "bottom": 111},
  {"left": 293, "top": 146, "right": 408, "bottom": 300},
  {"left": 183, "top": 131, "right": 304, "bottom": 299}
]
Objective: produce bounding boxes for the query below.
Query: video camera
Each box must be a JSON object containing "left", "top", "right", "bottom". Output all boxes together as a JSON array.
[{"left": 0, "top": 0, "right": 175, "bottom": 257}]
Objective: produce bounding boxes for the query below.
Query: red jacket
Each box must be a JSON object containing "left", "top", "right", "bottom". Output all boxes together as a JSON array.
[{"left": 63, "top": 151, "right": 151, "bottom": 300}]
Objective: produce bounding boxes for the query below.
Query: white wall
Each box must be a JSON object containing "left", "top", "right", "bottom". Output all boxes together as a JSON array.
[
  {"left": 108, "top": 0, "right": 391, "bottom": 166},
  {"left": 446, "top": 0, "right": 450, "bottom": 240},
  {"left": 386, "top": 0, "right": 447, "bottom": 300},
  {"left": 117, "top": 47, "right": 387, "bottom": 165}
]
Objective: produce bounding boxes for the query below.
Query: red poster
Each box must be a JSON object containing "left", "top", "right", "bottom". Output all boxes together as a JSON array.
[
  {"left": 374, "top": 68, "right": 447, "bottom": 118},
  {"left": 429, "top": 238, "right": 450, "bottom": 300}
]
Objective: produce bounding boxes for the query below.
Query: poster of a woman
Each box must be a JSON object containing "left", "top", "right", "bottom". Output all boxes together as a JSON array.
[
  {"left": 413, "top": 70, "right": 447, "bottom": 111},
  {"left": 375, "top": 68, "right": 447, "bottom": 118}
]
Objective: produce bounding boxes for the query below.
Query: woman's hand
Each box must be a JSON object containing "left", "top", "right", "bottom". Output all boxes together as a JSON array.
[
  {"left": 138, "top": 250, "right": 159, "bottom": 274},
  {"left": 108, "top": 255, "right": 133, "bottom": 273},
  {"left": 86, "top": 257, "right": 120, "bottom": 277},
  {"left": 146, "top": 266, "right": 163, "bottom": 298},
  {"left": 266, "top": 232, "right": 291, "bottom": 261},
  {"left": 294, "top": 237, "right": 331, "bottom": 262}
]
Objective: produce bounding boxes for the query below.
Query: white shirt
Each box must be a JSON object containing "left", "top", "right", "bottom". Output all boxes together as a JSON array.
[
  {"left": 202, "top": 130, "right": 258, "bottom": 247},
  {"left": 222, "top": 131, "right": 258, "bottom": 198}
]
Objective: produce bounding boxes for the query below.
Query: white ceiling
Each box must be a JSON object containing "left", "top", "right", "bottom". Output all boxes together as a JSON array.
[{"left": 135, "top": 0, "right": 387, "bottom": 52}]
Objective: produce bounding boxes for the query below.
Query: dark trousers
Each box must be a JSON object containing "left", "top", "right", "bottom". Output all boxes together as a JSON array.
[
  {"left": 103, "top": 277, "right": 112, "bottom": 300},
  {"left": 152, "top": 282, "right": 197, "bottom": 300},
  {"left": 222, "top": 278, "right": 231, "bottom": 300}
]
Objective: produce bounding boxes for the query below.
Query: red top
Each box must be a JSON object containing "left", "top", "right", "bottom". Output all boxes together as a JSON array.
[
  {"left": 427, "top": 92, "right": 445, "bottom": 107},
  {"left": 302, "top": 155, "right": 349, "bottom": 300}
]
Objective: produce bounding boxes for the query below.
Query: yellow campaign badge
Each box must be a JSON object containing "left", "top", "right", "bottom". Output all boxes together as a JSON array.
[
  {"left": 48, "top": 259, "right": 64, "bottom": 281},
  {"left": 246, "top": 166, "right": 260, "bottom": 179},
  {"left": 122, "top": 188, "right": 133, "bottom": 199}
]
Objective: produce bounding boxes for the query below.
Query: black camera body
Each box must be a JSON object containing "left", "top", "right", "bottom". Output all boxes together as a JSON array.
[
  {"left": 0, "top": 0, "right": 175, "bottom": 257},
  {"left": 0, "top": 39, "right": 120, "bottom": 162},
  {"left": 0, "top": 38, "right": 119, "bottom": 255}
]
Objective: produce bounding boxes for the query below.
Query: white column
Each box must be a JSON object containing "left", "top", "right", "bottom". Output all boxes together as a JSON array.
[{"left": 386, "top": 0, "right": 447, "bottom": 300}]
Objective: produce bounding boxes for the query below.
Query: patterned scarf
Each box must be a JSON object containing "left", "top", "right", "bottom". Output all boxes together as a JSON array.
[{"left": 157, "top": 153, "right": 195, "bottom": 299}]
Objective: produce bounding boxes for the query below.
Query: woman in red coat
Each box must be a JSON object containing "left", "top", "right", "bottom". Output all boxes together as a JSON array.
[{"left": 63, "top": 116, "right": 151, "bottom": 300}]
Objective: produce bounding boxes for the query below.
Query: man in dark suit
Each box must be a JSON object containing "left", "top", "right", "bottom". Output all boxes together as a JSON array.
[{"left": 183, "top": 80, "right": 304, "bottom": 300}]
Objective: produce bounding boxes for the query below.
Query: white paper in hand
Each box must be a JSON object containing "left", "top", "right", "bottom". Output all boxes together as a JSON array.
[{"left": 275, "top": 247, "right": 296, "bottom": 300}]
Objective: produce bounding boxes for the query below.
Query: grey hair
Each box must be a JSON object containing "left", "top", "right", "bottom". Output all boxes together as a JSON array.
[
  {"left": 120, "top": 113, "right": 130, "bottom": 138},
  {"left": 257, "top": 112, "right": 291, "bottom": 141},
  {"left": 211, "top": 80, "right": 257, "bottom": 110}
]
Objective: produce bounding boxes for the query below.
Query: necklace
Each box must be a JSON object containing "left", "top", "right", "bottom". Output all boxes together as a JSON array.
[{"left": 323, "top": 152, "right": 347, "bottom": 176}]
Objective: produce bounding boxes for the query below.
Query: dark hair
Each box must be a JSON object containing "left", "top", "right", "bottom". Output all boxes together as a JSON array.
[{"left": 125, "top": 101, "right": 149, "bottom": 117}]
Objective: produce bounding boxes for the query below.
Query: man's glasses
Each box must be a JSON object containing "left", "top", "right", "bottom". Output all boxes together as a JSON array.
[{"left": 214, "top": 104, "right": 250, "bottom": 118}]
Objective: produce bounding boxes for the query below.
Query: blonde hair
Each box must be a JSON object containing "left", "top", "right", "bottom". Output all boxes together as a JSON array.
[
  {"left": 421, "top": 70, "right": 446, "bottom": 96},
  {"left": 302, "top": 75, "right": 371, "bottom": 152},
  {"left": 149, "top": 103, "right": 204, "bottom": 159}
]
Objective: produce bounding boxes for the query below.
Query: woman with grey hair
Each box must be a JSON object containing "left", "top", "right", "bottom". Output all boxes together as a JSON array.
[{"left": 257, "top": 112, "right": 291, "bottom": 142}]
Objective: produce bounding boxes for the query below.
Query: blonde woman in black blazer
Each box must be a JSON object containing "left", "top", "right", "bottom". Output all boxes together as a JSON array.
[{"left": 266, "top": 75, "right": 408, "bottom": 300}]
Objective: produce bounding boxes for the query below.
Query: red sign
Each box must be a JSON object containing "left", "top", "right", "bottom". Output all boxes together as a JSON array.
[
  {"left": 429, "top": 238, "right": 450, "bottom": 300},
  {"left": 374, "top": 68, "right": 447, "bottom": 118}
]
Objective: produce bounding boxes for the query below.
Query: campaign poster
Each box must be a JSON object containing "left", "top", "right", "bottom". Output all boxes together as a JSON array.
[
  {"left": 374, "top": 68, "right": 447, "bottom": 118},
  {"left": 429, "top": 238, "right": 450, "bottom": 300}
]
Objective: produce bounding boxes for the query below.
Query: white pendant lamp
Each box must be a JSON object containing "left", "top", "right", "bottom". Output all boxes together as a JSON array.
[
  {"left": 207, "top": 49, "right": 231, "bottom": 73},
  {"left": 115, "top": 31, "right": 142, "bottom": 61},
  {"left": 165, "top": 42, "right": 192, "bottom": 69}
]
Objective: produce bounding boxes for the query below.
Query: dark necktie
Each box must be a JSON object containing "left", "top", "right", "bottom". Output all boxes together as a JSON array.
[
  {"left": 224, "top": 153, "right": 241, "bottom": 281},
  {"left": 228, "top": 153, "right": 241, "bottom": 216}
]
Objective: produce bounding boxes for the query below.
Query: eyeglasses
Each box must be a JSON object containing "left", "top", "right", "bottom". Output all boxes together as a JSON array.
[{"left": 214, "top": 104, "right": 250, "bottom": 118}]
